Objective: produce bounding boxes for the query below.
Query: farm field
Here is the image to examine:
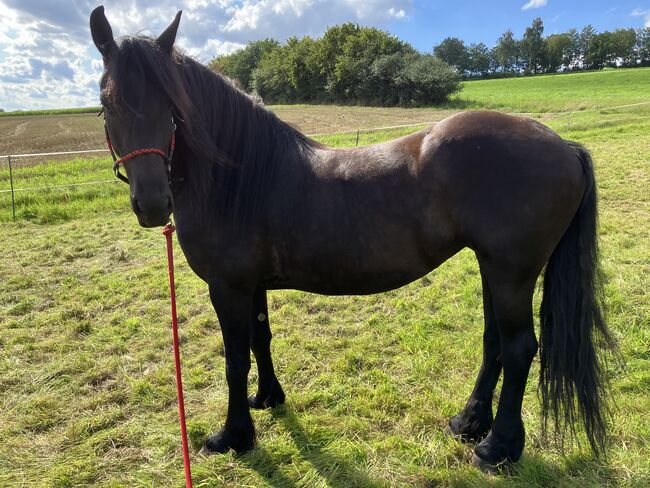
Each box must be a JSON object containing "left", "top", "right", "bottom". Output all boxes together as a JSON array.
[
  {"left": 0, "top": 70, "right": 649, "bottom": 487},
  {"left": 0, "top": 105, "right": 458, "bottom": 157},
  {"left": 2, "top": 67, "right": 650, "bottom": 158}
]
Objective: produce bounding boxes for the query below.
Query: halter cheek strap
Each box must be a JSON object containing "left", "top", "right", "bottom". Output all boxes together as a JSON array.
[{"left": 105, "top": 119, "right": 176, "bottom": 184}]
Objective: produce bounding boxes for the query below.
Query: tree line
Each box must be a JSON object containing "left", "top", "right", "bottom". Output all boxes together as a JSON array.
[
  {"left": 209, "top": 24, "right": 461, "bottom": 106},
  {"left": 435, "top": 18, "right": 650, "bottom": 78},
  {"left": 210, "top": 19, "right": 650, "bottom": 106}
]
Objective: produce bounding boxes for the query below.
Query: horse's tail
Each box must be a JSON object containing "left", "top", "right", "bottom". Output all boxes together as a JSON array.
[{"left": 539, "top": 141, "right": 617, "bottom": 457}]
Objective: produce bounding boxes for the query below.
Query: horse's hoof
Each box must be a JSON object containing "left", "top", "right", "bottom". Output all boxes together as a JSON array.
[
  {"left": 200, "top": 427, "right": 255, "bottom": 455},
  {"left": 471, "top": 453, "right": 501, "bottom": 474},
  {"left": 248, "top": 382, "right": 286, "bottom": 410},
  {"left": 443, "top": 424, "right": 461, "bottom": 439},
  {"left": 445, "top": 413, "right": 491, "bottom": 443}
]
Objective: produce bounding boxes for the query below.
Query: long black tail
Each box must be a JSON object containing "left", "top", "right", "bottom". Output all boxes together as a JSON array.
[{"left": 539, "top": 142, "right": 617, "bottom": 456}]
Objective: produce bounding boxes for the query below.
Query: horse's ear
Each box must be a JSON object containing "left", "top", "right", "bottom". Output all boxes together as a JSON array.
[
  {"left": 90, "top": 5, "right": 117, "bottom": 60},
  {"left": 157, "top": 11, "right": 182, "bottom": 54}
]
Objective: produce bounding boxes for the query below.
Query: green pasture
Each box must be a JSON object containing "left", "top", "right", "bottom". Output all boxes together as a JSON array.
[
  {"left": 0, "top": 70, "right": 649, "bottom": 487},
  {"left": 454, "top": 67, "right": 650, "bottom": 113},
  {"left": 0, "top": 107, "right": 101, "bottom": 117}
]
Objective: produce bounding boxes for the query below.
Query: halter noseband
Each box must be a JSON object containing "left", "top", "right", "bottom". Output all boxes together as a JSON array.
[{"left": 103, "top": 115, "right": 176, "bottom": 184}]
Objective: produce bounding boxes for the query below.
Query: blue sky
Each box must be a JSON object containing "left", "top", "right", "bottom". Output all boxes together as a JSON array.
[{"left": 0, "top": 1, "right": 649, "bottom": 111}]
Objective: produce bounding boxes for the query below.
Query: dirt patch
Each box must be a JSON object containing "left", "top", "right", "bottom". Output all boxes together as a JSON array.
[{"left": 0, "top": 106, "right": 456, "bottom": 157}]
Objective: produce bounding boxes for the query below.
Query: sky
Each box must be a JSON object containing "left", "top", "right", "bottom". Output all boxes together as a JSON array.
[{"left": 0, "top": 1, "right": 649, "bottom": 111}]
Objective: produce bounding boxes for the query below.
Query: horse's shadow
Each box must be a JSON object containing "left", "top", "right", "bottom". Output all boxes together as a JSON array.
[
  {"left": 240, "top": 409, "right": 629, "bottom": 487},
  {"left": 240, "top": 405, "right": 385, "bottom": 487}
]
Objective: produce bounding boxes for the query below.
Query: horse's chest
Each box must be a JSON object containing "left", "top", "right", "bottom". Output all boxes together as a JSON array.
[{"left": 175, "top": 228, "right": 213, "bottom": 282}]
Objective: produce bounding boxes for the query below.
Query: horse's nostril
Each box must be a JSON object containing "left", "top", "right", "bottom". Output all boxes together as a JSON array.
[
  {"left": 166, "top": 196, "right": 173, "bottom": 212},
  {"left": 132, "top": 198, "right": 141, "bottom": 214}
]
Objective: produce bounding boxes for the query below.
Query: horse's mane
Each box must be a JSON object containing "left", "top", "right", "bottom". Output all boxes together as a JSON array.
[{"left": 108, "top": 35, "right": 318, "bottom": 223}]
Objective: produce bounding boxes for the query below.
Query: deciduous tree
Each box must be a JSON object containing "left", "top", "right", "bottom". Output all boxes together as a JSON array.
[
  {"left": 433, "top": 37, "right": 469, "bottom": 73},
  {"left": 521, "top": 17, "right": 546, "bottom": 74},
  {"left": 494, "top": 29, "right": 519, "bottom": 72}
]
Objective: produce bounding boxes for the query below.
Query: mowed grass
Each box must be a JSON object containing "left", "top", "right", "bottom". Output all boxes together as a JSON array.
[
  {"left": 0, "top": 157, "right": 124, "bottom": 224},
  {"left": 454, "top": 67, "right": 650, "bottom": 113},
  {"left": 1, "top": 70, "right": 649, "bottom": 487}
]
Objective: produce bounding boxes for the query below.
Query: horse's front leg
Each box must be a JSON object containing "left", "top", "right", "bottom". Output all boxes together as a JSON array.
[
  {"left": 248, "top": 288, "right": 285, "bottom": 409},
  {"left": 202, "top": 280, "right": 255, "bottom": 454}
]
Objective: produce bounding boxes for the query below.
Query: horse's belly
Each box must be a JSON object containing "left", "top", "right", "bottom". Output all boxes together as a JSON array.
[
  {"left": 266, "top": 235, "right": 461, "bottom": 295},
  {"left": 276, "top": 268, "right": 429, "bottom": 295}
]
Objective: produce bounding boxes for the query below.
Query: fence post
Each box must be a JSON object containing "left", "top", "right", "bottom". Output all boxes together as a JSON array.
[
  {"left": 8, "top": 155, "right": 16, "bottom": 222},
  {"left": 355, "top": 129, "right": 360, "bottom": 147}
]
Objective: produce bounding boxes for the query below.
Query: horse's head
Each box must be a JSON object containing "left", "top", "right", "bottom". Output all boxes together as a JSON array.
[{"left": 90, "top": 6, "right": 181, "bottom": 227}]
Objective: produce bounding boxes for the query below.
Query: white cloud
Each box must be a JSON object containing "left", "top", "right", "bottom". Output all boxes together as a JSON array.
[
  {"left": 221, "top": 0, "right": 411, "bottom": 41},
  {"left": 631, "top": 8, "right": 650, "bottom": 28},
  {"left": 184, "top": 38, "right": 246, "bottom": 61},
  {"left": 0, "top": 0, "right": 413, "bottom": 111},
  {"left": 388, "top": 8, "right": 406, "bottom": 19},
  {"left": 521, "top": 0, "right": 548, "bottom": 11}
]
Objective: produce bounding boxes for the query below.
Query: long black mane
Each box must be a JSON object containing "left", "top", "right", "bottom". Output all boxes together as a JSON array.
[{"left": 110, "top": 35, "right": 317, "bottom": 223}]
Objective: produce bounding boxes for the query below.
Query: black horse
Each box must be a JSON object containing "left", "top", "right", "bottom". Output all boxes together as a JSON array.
[{"left": 90, "top": 7, "right": 616, "bottom": 471}]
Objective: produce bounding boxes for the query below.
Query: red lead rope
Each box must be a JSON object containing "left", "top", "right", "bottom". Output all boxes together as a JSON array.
[{"left": 163, "top": 223, "right": 193, "bottom": 488}]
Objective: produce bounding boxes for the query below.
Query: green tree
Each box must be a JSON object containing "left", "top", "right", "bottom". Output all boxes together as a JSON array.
[
  {"left": 586, "top": 31, "right": 617, "bottom": 69},
  {"left": 251, "top": 47, "right": 295, "bottom": 102},
  {"left": 520, "top": 17, "right": 546, "bottom": 74},
  {"left": 579, "top": 24, "right": 597, "bottom": 68},
  {"left": 494, "top": 29, "right": 519, "bottom": 72},
  {"left": 209, "top": 39, "right": 279, "bottom": 91},
  {"left": 398, "top": 54, "right": 461, "bottom": 105},
  {"left": 360, "top": 53, "right": 461, "bottom": 106},
  {"left": 282, "top": 36, "right": 324, "bottom": 101},
  {"left": 611, "top": 28, "right": 638, "bottom": 67},
  {"left": 366, "top": 53, "right": 407, "bottom": 105},
  {"left": 466, "top": 43, "right": 492, "bottom": 77},
  {"left": 638, "top": 28, "right": 650, "bottom": 66},
  {"left": 313, "top": 23, "right": 361, "bottom": 93},
  {"left": 545, "top": 33, "right": 573, "bottom": 72},
  {"left": 564, "top": 28, "right": 581, "bottom": 70},
  {"left": 433, "top": 37, "right": 469, "bottom": 74},
  {"left": 328, "top": 25, "right": 414, "bottom": 100}
]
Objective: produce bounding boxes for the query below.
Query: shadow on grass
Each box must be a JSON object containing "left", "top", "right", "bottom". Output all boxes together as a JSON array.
[
  {"left": 240, "top": 405, "right": 385, "bottom": 487},
  {"left": 422, "top": 449, "right": 624, "bottom": 488},
  {"left": 240, "top": 408, "right": 629, "bottom": 487}
]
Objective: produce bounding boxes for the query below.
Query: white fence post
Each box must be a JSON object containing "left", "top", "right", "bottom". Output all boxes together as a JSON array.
[{"left": 8, "top": 155, "right": 16, "bottom": 221}]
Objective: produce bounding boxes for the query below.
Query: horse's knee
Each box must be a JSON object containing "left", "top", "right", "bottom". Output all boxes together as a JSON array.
[
  {"left": 251, "top": 321, "right": 272, "bottom": 345},
  {"left": 500, "top": 330, "right": 537, "bottom": 372},
  {"left": 225, "top": 356, "right": 250, "bottom": 384}
]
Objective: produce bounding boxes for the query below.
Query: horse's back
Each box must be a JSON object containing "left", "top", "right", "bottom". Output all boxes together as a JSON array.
[
  {"left": 263, "top": 110, "right": 586, "bottom": 293},
  {"left": 422, "top": 110, "right": 586, "bottom": 273}
]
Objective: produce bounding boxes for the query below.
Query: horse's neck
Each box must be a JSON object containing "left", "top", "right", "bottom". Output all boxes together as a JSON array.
[
  {"left": 176, "top": 80, "right": 276, "bottom": 224},
  {"left": 209, "top": 76, "right": 258, "bottom": 145}
]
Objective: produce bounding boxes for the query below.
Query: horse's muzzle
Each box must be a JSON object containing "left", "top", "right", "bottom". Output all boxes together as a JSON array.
[{"left": 132, "top": 194, "right": 173, "bottom": 228}]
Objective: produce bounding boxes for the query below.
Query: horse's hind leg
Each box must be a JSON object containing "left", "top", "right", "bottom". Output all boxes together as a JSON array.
[
  {"left": 472, "top": 269, "right": 538, "bottom": 471},
  {"left": 447, "top": 268, "right": 502, "bottom": 441},
  {"left": 248, "top": 288, "right": 285, "bottom": 409}
]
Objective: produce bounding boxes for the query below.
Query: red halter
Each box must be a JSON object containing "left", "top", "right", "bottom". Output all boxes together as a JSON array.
[{"left": 104, "top": 117, "right": 176, "bottom": 184}]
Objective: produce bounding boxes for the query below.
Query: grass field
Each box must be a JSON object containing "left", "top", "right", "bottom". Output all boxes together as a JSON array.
[
  {"left": 453, "top": 67, "right": 650, "bottom": 112},
  {"left": 0, "top": 69, "right": 649, "bottom": 487},
  {"left": 0, "top": 107, "right": 101, "bottom": 118}
]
